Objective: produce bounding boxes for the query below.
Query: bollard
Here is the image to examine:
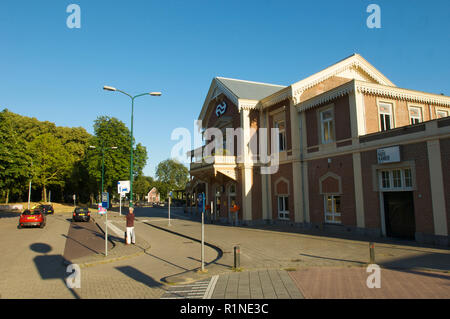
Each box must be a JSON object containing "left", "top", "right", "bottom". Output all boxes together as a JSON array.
[
  {"left": 234, "top": 245, "right": 240, "bottom": 269},
  {"left": 369, "top": 242, "right": 375, "bottom": 264}
]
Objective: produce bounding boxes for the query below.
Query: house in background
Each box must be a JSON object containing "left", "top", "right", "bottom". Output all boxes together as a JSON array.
[{"left": 147, "top": 187, "right": 160, "bottom": 204}]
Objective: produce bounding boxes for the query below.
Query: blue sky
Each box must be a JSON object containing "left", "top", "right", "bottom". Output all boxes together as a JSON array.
[{"left": 1, "top": 0, "right": 449, "bottom": 177}]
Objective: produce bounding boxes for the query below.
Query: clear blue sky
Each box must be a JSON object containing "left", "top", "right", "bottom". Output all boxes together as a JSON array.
[{"left": 1, "top": 0, "right": 449, "bottom": 177}]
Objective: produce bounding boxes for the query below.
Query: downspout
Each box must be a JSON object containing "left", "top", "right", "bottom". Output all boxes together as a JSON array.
[
  {"left": 263, "top": 110, "right": 270, "bottom": 223},
  {"left": 299, "top": 107, "right": 306, "bottom": 226}
]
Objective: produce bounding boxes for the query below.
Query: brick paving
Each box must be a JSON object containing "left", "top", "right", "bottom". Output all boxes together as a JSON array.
[
  {"left": 1, "top": 206, "right": 449, "bottom": 299},
  {"left": 288, "top": 267, "right": 450, "bottom": 299}
]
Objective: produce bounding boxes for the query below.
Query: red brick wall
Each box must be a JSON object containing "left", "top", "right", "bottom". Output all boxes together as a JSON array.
[
  {"left": 360, "top": 142, "right": 435, "bottom": 235},
  {"left": 361, "top": 150, "right": 381, "bottom": 229},
  {"left": 270, "top": 163, "right": 294, "bottom": 221},
  {"left": 440, "top": 138, "right": 450, "bottom": 235},
  {"left": 404, "top": 142, "right": 434, "bottom": 234},
  {"left": 305, "top": 94, "right": 351, "bottom": 148},
  {"left": 307, "top": 154, "right": 356, "bottom": 226},
  {"left": 252, "top": 168, "right": 262, "bottom": 221}
]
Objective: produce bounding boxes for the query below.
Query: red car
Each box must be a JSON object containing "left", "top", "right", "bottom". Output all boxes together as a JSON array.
[{"left": 18, "top": 209, "right": 46, "bottom": 229}]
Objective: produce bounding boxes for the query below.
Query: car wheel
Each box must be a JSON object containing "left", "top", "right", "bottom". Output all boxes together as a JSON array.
[
  {"left": 40, "top": 223, "right": 45, "bottom": 228},
  {"left": 18, "top": 224, "right": 22, "bottom": 229}
]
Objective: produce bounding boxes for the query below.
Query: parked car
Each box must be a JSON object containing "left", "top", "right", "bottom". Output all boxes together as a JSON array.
[
  {"left": 18, "top": 209, "right": 46, "bottom": 229},
  {"left": 38, "top": 204, "right": 54, "bottom": 215},
  {"left": 72, "top": 207, "right": 90, "bottom": 222}
]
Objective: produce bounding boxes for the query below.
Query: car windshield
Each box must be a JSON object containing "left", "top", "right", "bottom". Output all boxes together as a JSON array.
[
  {"left": 23, "top": 210, "right": 41, "bottom": 215},
  {"left": 75, "top": 208, "right": 89, "bottom": 213}
]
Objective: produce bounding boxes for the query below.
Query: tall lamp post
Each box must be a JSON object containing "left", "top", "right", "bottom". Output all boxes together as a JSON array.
[{"left": 103, "top": 86, "right": 161, "bottom": 208}]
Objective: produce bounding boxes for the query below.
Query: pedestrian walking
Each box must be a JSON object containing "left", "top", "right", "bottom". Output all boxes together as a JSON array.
[{"left": 126, "top": 207, "right": 136, "bottom": 245}]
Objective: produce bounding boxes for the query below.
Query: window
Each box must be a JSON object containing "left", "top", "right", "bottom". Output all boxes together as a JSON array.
[
  {"left": 278, "top": 196, "right": 289, "bottom": 220},
  {"left": 379, "top": 102, "right": 393, "bottom": 131},
  {"left": 436, "top": 109, "right": 449, "bottom": 119},
  {"left": 379, "top": 168, "right": 413, "bottom": 191},
  {"left": 275, "top": 120, "right": 286, "bottom": 151},
  {"left": 324, "top": 195, "right": 341, "bottom": 224},
  {"left": 409, "top": 106, "right": 422, "bottom": 124},
  {"left": 320, "top": 108, "right": 335, "bottom": 144}
]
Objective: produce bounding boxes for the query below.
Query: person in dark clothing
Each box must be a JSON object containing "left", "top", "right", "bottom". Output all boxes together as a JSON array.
[{"left": 126, "top": 207, "right": 135, "bottom": 244}]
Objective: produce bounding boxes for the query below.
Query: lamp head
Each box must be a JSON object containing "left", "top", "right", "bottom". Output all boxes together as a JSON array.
[
  {"left": 149, "top": 92, "right": 162, "bottom": 96},
  {"left": 103, "top": 86, "right": 117, "bottom": 91}
]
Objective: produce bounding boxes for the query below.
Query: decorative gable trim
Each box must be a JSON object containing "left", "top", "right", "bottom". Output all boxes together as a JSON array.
[{"left": 356, "top": 82, "right": 450, "bottom": 107}]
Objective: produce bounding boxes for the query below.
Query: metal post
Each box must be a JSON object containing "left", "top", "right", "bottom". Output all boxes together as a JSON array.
[
  {"left": 168, "top": 195, "right": 171, "bottom": 226},
  {"left": 234, "top": 245, "right": 240, "bottom": 269},
  {"left": 211, "top": 200, "right": 213, "bottom": 223},
  {"left": 129, "top": 98, "right": 135, "bottom": 209},
  {"left": 105, "top": 209, "right": 108, "bottom": 257},
  {"left": 49, "top": 191, "right": 51, "bottom": 203},
  {"left": 119, "top": 194, "right": 122, "bottom": 216},
  {"left": 369, "top": 242, "right": 375, "bottom": 263},
  {"left": 27, "top": 180, "right": 32, "bottom": 210},
  {"left": 201, "top": 192, "right": 205, "bottom": 272}
]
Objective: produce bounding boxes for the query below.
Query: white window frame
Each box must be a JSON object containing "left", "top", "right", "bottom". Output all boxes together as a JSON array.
[
  {"left": 436, "top": 109, "right": 449, "bottom": 119},
  {"left": 408, "top": 105, "right": 422, "bottom": 125},
  {"left": 378, "top": 102, "right": 394, "bottom": 131},
  {"left": 324, "top": 195, "right": 341, "bottom": 224},
  {"left": 275, "top": 120, "right": 286, "bottom": 151},
  {"left": 320, "top": 107, "right": 335, "bottom": 144},
  {"left": 277, "top": 195, "right": 289, "bottom": 220},
  {"left": 378, "top": 168, "right": 413, "bottom": 191}
]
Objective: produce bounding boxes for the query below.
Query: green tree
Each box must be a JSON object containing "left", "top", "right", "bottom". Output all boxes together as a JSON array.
[
  {"left": 0, "top": 110, "right": 31, "bottom": 203},
  {"left": 155, "top": 159, "right": 189, "bottom": 199},
  {"left": 28, "top": 133, "right": 71, "bottom": 202},
  {"left": 86, "top": 116, "right": 148, "bottom": 200}
]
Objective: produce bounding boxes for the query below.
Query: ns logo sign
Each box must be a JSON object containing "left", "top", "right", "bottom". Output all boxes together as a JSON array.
[{"left": 216, "top": 101, "right": 227, "bottom": 117}]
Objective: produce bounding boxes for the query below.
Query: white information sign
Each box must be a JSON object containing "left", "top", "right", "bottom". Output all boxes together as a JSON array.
[
  {"left": 377, "top": 146, "right": 401, "bottom": 164},
  {"left": 118, "top": 180, "right": 130, "bottom": 194}
]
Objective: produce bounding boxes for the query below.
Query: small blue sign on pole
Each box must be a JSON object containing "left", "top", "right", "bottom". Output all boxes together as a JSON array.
[{"left": 101, "top": 192, "right": 109, "bottom": 209}]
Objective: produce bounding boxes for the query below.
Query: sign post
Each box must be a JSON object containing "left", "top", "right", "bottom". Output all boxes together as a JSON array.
[
  {"left": 101, "top": 192, "right": 109, "bottom": 257},
  {"left": 168, "top": 191, "right": 173, "bottom": 226},
  {"left": 117, "top": 181, "right": 130, "bottom": 216},
  {"left": 201, "top": 192, "right": 205, "bottom": 272}
]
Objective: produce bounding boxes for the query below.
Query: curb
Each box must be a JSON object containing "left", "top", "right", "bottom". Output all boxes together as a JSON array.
[
  {"left": 142, "top": 221, "right": 227, "bottom": 285},
  {"left": 63, "top": 216, "right": 151, "bottom": 269}
]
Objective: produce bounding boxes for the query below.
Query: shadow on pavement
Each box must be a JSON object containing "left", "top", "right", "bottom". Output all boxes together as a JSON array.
[
  {"left": 31, "top": 243, "right": 81, "bottom": 299},
  {"left": 115, "top": 266, "right": 165, "bottom": 289}
]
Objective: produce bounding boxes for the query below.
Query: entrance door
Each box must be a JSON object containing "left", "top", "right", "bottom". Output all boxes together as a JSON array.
[
  {"left": 228, "top": 184, "right": 237, "bottom": 225},
  {"left": 383, "top": 192, "right": 415, "bottom": 239}
]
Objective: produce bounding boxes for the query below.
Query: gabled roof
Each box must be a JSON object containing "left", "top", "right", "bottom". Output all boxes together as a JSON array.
[
  {"left": 216, "top": 77, "right": 286, "bottom": 101},
  {"left": 198, "top": 77, "right": 286, "bottom": 122}
]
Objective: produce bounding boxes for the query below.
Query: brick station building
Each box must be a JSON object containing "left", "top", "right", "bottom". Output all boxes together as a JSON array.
[{"left": 187, "top": 54, "right": 450, "bottom": 246}]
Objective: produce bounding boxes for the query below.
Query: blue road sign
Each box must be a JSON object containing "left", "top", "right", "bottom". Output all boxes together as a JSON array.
[{"left": 102, "top": 192, "right": 109, "bottom": 209}]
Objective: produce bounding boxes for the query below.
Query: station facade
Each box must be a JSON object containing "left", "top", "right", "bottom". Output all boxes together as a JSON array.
[{"left": 186, "top": 54, "right": 450, "bottom": 246}]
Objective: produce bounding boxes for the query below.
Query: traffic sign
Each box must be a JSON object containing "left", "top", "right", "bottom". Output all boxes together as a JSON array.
[
  {"left": 102, "top": 192, "right": 109, "bottom": 209},
  {"left": 118, "top": 181, "right": 130, "bottom": 194}
]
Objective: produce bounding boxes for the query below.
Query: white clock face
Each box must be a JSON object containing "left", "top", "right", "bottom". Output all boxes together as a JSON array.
[{"left": 216, "top": 101, "right": 227, "bottom": 117}]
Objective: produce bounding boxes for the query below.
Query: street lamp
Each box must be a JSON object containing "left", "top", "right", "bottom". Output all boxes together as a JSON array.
[{"left": 103, "top": 85, "right": 161, "bottom": 208}]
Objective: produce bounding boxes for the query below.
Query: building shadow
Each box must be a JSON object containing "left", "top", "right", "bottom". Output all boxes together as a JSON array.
[
  {"left": 115, "top": 266, "right": 165, "bottom": 290},
  {"left": 31, "top": 243, "right": 80, "bottom": 299}
]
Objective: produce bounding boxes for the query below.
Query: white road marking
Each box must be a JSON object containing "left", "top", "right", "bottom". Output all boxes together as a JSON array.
[
  {"left": 203, "top": 275, "right": 219, "bottom": 299},
  {"left": 105, "top": 221, "right": 124, "bottom": 237}
]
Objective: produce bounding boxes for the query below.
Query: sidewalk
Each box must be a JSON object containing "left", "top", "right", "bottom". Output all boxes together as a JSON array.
[{"left": 65, "top": 213, "right": 151, "bottom": 268}]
